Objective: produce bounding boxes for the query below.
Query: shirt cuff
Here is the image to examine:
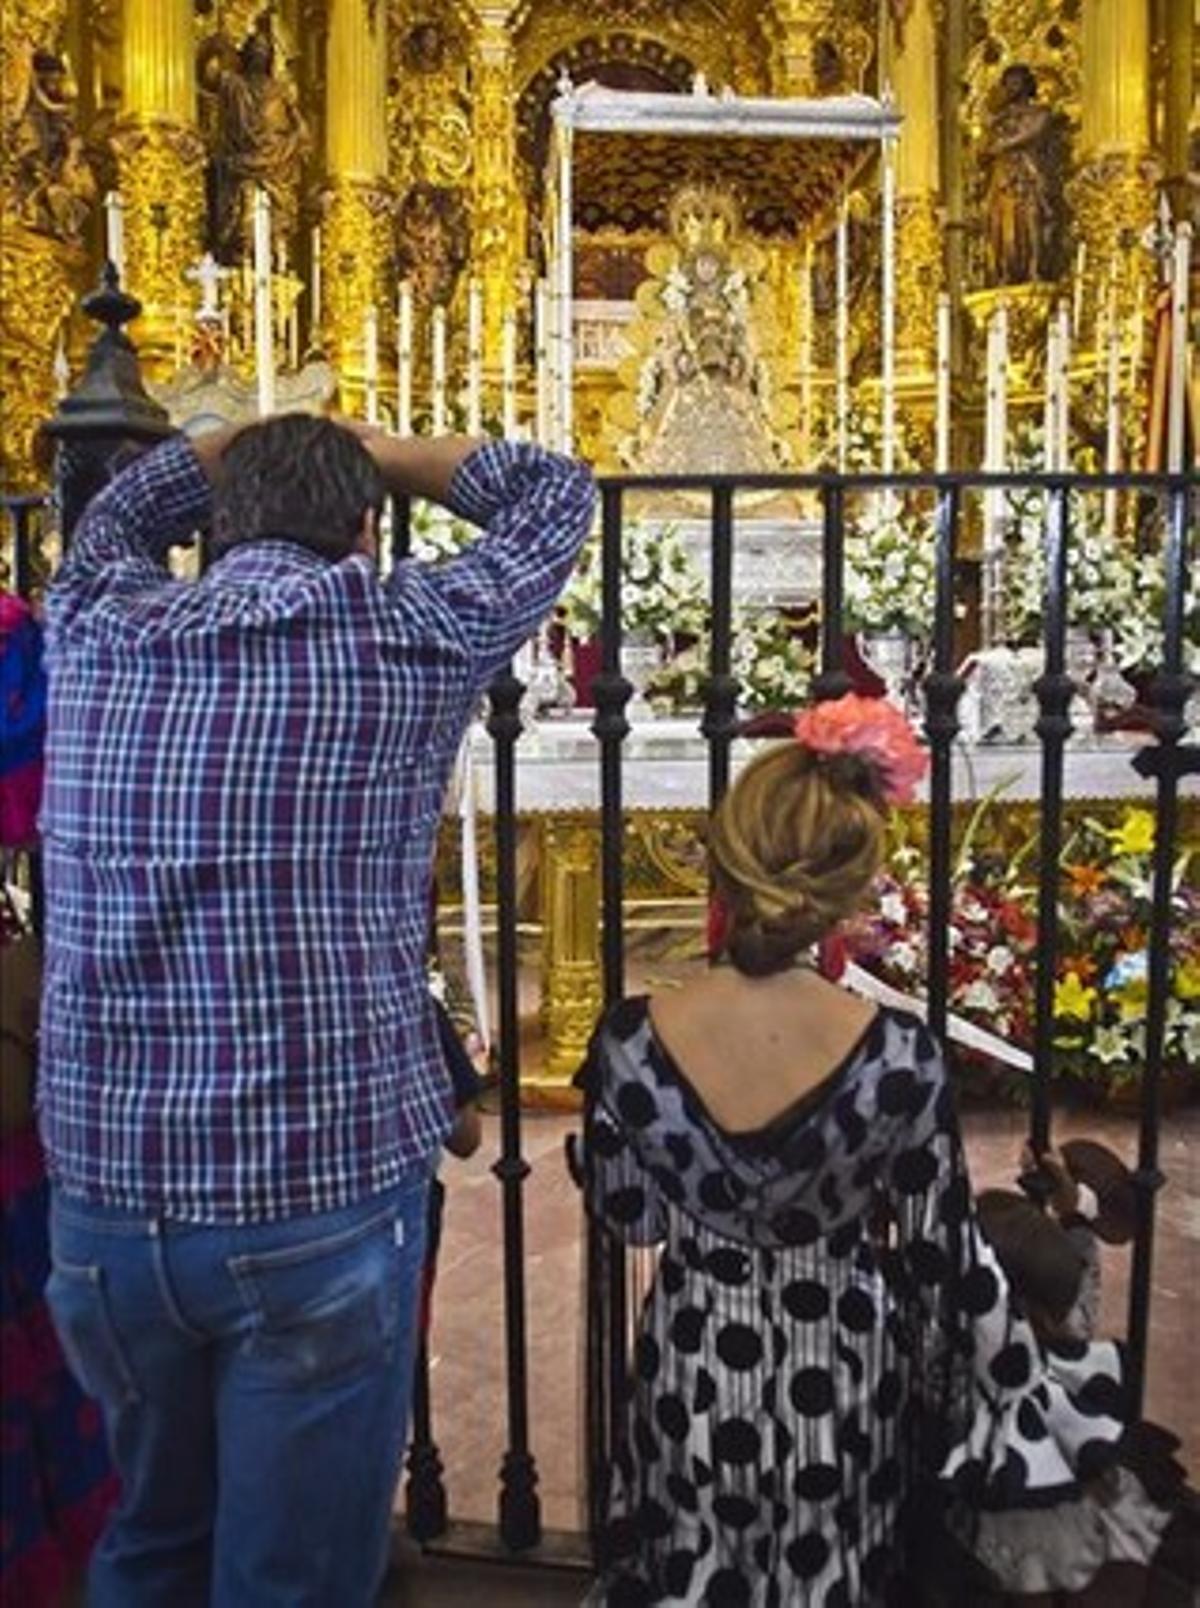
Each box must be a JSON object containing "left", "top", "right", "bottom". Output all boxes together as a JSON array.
[{"left": 445, "top": 439, "right": 539, "bottom": 527}]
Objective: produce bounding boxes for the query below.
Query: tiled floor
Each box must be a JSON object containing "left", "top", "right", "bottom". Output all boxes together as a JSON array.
[{"left": 417, "top": 1102, "right": 1199, "bottom": 1542}]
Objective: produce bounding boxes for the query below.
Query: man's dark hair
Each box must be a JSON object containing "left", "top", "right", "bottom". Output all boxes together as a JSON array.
[{"left": 210, "top": 414, "right": 384, "bottom": 563}]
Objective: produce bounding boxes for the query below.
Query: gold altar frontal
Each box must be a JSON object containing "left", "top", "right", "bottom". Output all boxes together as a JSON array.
[{"left": 436, "top": 784, "right": 1200, "bottom": 1107}]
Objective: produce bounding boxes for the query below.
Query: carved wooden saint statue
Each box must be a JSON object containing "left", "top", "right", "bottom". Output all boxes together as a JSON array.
[
  {"left": 9, "top": 49, "right": 96, "bottom": 245},
  {"left": 396, "top": 183, "right": 469, "bottom": 308},
  {"left": 202, "top": 13, "right": 310, "bottom": 262},
  {"left": 980, "top": 64, "right": 1058, "bottom": 286}
]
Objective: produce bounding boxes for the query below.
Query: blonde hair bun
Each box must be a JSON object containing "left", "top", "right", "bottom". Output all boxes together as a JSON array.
[{"left": 708, "top": 741, "right": 887, "bottom": 977}]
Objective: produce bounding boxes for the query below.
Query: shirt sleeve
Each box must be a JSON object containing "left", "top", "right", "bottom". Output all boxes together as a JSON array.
[
  {"left": 406, "top": 440, "right": 596, "bottom": 687},
  {"left": 882, "top": 1052, "right": 1126, "bottom": 1511},
  {"left": 46, "top": 435, "right": 212, "bottom": 643}
]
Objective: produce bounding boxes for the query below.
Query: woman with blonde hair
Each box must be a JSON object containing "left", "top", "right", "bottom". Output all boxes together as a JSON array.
[{"left": 577, "top": 695, "right": 1126, "bottom": 1607}]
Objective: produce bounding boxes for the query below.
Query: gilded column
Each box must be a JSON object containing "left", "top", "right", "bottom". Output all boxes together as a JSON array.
[
  {"left": 114, "top": 0, "right": 205, "bottom": 371},
  {"left": 0, "top": 1, "right": 90, "bottom": 492},
  {"left": 766, "top": 0, "right": 831, "bottom": 96},
  {"left": 1070, "top": 0, "right": 1158, "bottom": 337},
  {"left": 890, "top": 0, "right": 942, "bottom": 375},
  {"left": 539, "top": 817, "right": 602, "bottom": 1095},
  {"left": 471, "top": 8, "right": 524, "bottom": 379},
  {"left": 323, "top": 0, "right": 392, "bottom": 407}
]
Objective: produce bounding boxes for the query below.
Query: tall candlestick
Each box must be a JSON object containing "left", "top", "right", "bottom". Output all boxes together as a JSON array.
[
  {"left": 501, "top": 308, "right": 518, "bottom": 438},
  {"left": 310, "top": 224, "right": 322, "bottom": 341},
  {"left": 397, "top": 281, "right": 413, "bottom": 436},
  {"left": 935, "top": 291, "right": 951, "bottom": 472},
  {"left": 835, "top": 199, "right": 849, "bottom": 472},
  {"left": 880, "top": 140, "right": 897, "bottom": 477},
  {"left": 466, "top": 280, "right": 483, "bottom": 435},
  {"left": 431, "top": 305, "right": 447, "bottom": 436},
  {"left": 252, "top": 187, "right": 275, "bottom": 417},
  {"left": 534, "top": 278, "right": 549, "bottom": 446},
  {"left": 364, "top": 305, "right": 379, "bottom": 424},
  {"left": 1167, "top": 221, "right": 1192, "bottom": 474},
  {"left": 104, "top": 190, "right": 125, "bottom": 283}
]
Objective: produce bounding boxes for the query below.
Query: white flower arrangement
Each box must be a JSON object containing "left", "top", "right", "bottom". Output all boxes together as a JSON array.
[
  {"left": 999, "top": 424, "right": 1200, "bottom": 675},
  {"left": 833, "top": 416, "right": 938, "bottom": 639},
  {"left": 646, "top": 608, "right": 813, "bottom": 715},
  {"left": 561, "top": 521, "right": 708, "bottom": 645}
]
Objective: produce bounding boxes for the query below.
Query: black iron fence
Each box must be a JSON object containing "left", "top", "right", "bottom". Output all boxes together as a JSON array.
[{"left": 5, "top": 463, "right": 1197, "bottom": 1570}]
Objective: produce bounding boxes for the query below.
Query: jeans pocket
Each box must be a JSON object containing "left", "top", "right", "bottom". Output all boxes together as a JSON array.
[
  {"left": 229, "top": 1207, "right": 405, "bottom": 1388},
  {"left": 45, "top": 1259, "right": 141, "bottom": 1408}
]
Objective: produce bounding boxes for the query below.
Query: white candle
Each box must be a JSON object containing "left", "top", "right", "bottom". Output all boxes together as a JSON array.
[
  {"left": 800, "top": 240, "right": 814, "bottom": 465},
  {"left": 935, "top": 291, "right": 951, "bottom": 473},
  {"left": 431, "top": 305, "right": 447, "bottom": 436},
  {"left": 1043, "top": 315, "right": 1060, "bottom": 472},
  {"left": 104, "top": 190, "right": 125, "bottom": 283},
  {"left": 835, "top": 200, "right": 849, "bottom": 472},
  {"left": 397, "top": 280, "right": 413, "bottom": 436},
  {"left": 535, "top": 278, "right": 549, "bottom": 446},
  {"left": 252, "top": 187, "right": 275, "bottom": 417},
  {"left": 983, "top": 305, "right": 1008, "bottom": 644},
  {"left": 1055, "top": 301, "right": 1071, "bottom": 469},
  {"left": 1167, "top": 221, "right": 1192, "bottom": 474},
  {"left": 466, "top": 280, "right": 483, "bottom": 435},
  {"left": 880, "top": 140, "right": 897, "bottom": 478},
  {"left": 1103, "top": 287, "right": 1122, "bottom": 538},
  {"left": 1072, "top": 242, "right": 1086, "bottom": 337},
  {"left": 310, "top": 225, "right": 322, "bottom": 340},
  {"left": 364, "top": 304, "right": 379, "bottom": 424},
  {"left": 502, "top": 308, "right": 518, "bottom": 438},
  {"left": 556, "top": 123, "right": 574, "bottom": 452}
]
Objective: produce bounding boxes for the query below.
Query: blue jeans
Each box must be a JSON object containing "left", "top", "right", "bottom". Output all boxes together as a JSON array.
[{"left": 46, "top": 1168, "right": 432, "bottom": 1608}]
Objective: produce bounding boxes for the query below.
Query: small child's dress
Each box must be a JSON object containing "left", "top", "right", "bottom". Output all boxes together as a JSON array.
[{"left": 968, "top": 1207, "right": 1175, "bottom": 1595}]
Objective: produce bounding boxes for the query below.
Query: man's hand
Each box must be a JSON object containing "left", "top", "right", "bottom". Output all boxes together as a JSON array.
[
  {"left": 335, "top": 417, "right": 487, "bottom": 507},
  {"left": 1021, "top": 1143, "right": 1079, "bottom": 1219}
]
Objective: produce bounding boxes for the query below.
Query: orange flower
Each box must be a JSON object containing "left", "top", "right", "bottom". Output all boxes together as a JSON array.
[
  {"left": 1120, "top": 926, "right": 1145, "bottom": 951},
  {"left": 793, "top": 694, "right": 929, "bottom": 804},
  {"left": 1066, "top": 954, "right": 1098, "bottom": 982},
  {"left": 1066, "top": 862, "right": 1106, "bottom": 897}
]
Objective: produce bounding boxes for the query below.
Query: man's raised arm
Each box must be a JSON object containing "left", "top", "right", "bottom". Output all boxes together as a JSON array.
[
  {"left": 363, "top": 431, "right": 596, "bottom": 685},
  {"left": 48, "top": 427, "right": 236, "bottom": 640}
]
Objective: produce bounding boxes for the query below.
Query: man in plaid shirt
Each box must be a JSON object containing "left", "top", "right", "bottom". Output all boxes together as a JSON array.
[{"left": 38, "top": 415, "right": 595, "bottom": 1606}]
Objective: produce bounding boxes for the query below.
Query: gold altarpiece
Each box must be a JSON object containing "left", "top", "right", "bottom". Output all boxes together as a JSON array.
[{"left": 1, "top": 0, "right": 1195, "bottom": 1095}]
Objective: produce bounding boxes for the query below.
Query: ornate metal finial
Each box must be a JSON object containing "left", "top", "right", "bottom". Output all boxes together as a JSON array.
[{"left": 43, "top": 264, "right": 173, "bottom": 539}]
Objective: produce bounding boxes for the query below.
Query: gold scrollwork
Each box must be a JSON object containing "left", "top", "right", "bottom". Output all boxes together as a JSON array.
[{"left": 112, "top": 119, "right": 206, "bottom": 372}]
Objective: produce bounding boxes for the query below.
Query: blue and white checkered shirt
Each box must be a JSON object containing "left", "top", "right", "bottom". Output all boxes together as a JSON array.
[{"left": 38, "top": 435, "right": 595, "bottom": 1223}]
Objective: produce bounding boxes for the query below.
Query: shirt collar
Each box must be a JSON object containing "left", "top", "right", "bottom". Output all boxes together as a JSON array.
[{"left": 205, "top": 540, "right": 344, "bottom": 584}]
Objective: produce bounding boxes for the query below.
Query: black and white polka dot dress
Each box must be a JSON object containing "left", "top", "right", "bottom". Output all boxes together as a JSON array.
[{"left": 578, "top": 998, "right": 1126, "bottom": 1607}]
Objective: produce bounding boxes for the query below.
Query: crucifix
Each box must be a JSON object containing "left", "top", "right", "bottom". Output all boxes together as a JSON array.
[{"left": 186, "top": 252, "right": 231, "bottom": 322}]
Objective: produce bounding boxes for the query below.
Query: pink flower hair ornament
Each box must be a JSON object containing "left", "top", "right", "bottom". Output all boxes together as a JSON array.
[{"left": 792, "top": 694, "right": 929, "bottom": 805}]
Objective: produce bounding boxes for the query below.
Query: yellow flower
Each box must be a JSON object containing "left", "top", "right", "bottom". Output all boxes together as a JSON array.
[
  {"left": 1055, "top": 971, "right": 1097, "bottom": 1020},
  {"left": 1177, "top": 959, "right": 1200, "bottom": 1001},
  {"left": 1107, "top": 809, "right": 1156, "bottom": 858},
  {"left": 1116, "top": 979, "right": 1148, "bottom": 1022}
]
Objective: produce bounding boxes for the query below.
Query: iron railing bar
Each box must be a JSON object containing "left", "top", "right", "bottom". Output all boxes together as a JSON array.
[
  {"left": 813, "top": 482, "right": 852, "bottom": 703},
  {"left": 487, "top": 661, "right": 541, "bottom": 1551},
  {"left": 702, "top": 485, "right": 737, "bottom": 808},
  {"left": 1126, "top": 483, "right": 1193, "bottom": 1414},
  {"left": 924, "top": 486, "right": 964, "bottom": 1045},
  {"left": 1029, "top": 482, "right": 1073, "bottom": 1157},
  {"left": 597, "top": 470, "right": 1198, "bottom": 494},
  {"left": 586, "top": 484, "right": 633, "bottom": 1558}
]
